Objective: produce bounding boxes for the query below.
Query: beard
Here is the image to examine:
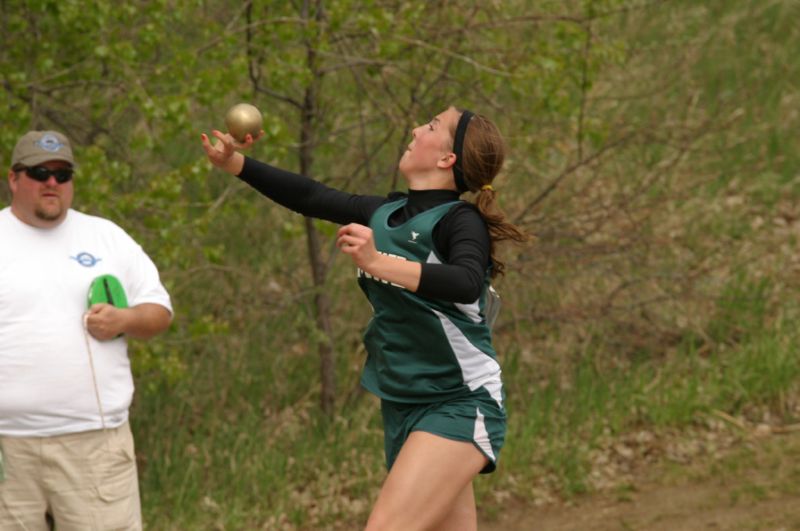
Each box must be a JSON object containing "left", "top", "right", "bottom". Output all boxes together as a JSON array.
[{"left": 35, "top": 199, "right": 64, "bottom": 222}]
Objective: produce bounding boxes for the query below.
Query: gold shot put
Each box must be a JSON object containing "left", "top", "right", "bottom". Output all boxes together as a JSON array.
[{"left": 225, "top": 103, "right": 263, "bottom": 143}]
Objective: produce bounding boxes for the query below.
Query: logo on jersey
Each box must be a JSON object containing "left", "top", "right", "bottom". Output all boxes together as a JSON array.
[
  {"left": 408, "top": 231, "right": 420, "bottom": 244},
  {"left": 71, "top": 252, "right": 102, "bottom": 267}
]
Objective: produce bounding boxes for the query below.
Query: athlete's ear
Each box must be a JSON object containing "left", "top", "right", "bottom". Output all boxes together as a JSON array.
[{"left": 437, "top": 152, "right": 456, "bottom": 170}]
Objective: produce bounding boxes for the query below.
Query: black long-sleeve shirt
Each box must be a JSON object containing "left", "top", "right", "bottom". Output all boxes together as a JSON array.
[{"left": 238, "top": 157, "right": 491, "bottom": 303}]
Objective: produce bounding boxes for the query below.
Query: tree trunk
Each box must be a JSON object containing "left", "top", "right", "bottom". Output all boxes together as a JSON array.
[
  {"left": 303, "top": 217, "right": 337, "bottom": 416},
  {"left": 298, "top": 0, "right": 336, "bottom": 416}
]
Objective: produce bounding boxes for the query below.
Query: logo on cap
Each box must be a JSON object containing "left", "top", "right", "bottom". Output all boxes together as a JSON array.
[{"left": 36, "top": 134, "right": 66, "bottom": 153}]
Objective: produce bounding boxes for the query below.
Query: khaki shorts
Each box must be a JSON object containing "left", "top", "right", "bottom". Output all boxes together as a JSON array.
[{"left": 0, "top": 422, "right": 141, "bottom": 531}]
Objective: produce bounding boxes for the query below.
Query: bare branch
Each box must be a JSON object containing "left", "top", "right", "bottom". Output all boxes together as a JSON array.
[
  {"left": 392, "top": 35, "right": 514, "bottom": 77},
  {"left": 516, "top": 133, "right": 634, "bottom": 223}
]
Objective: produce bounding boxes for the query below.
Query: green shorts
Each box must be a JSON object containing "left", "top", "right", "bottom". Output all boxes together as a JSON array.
[{"left": 380, "top": 387, "right": 506, "bottom": 474}]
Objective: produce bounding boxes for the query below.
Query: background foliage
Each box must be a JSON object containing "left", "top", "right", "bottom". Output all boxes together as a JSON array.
[{"left": 1, "top": 0, "right": 798, "bottom": 528}]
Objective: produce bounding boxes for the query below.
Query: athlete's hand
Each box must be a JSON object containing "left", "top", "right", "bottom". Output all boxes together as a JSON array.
[
  {"left": 337, "top": 223, "right": 380, "bottom": 272},
  {"left": 85, "top": 303, "right": 128, "bottom": 341},
  {"left": 200, "top": 129, "right": 262, "bottom": 175}
]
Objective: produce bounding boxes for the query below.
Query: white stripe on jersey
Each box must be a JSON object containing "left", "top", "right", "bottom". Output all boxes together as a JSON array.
[{"left": 432, "top": 309, "right": 503, "bottom": 407}]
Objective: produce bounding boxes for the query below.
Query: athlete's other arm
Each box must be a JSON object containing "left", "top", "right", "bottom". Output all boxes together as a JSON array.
[
  {"left": 421, "top": 207, "right": 490, "bottom": 303},
  {"left": 337, "top": 223, "right": 422, "bottom": 292}
]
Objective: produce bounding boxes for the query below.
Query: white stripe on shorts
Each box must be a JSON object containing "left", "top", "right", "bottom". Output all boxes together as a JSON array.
[{"left": 473, "top": 407, "right": 496, "bottom": 462}]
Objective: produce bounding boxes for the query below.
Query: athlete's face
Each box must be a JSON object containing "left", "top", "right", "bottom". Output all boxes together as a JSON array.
[
  {"left": 399, "top": 107, "right": 460, "bottom": 179},
  {"left": 8, "top": 160, "right": 74, "bottom": 228}
]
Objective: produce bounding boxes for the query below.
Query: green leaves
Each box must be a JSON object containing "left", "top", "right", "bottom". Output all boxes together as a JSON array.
[{"left": 1, "top": 1, "right": 798, "bottom": 524}]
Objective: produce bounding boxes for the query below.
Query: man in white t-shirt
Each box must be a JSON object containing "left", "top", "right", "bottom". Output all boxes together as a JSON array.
[{"left": 0, "top": 131, "right": 173, "bottom": 530}]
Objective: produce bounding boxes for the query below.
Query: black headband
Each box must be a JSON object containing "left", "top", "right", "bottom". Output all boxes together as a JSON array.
[{"left": 452, "top": 110, "right": 474, "bottom": 193}]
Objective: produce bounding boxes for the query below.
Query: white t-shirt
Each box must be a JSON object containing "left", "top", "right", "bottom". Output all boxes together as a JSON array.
[{"left": 0, "top": 208, "right": 173, "bottom": 437}]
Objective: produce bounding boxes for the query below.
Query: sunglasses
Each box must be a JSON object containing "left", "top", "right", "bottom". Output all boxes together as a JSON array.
[{"left": 19, "top": 165, "right": 74, "bottom": 184}]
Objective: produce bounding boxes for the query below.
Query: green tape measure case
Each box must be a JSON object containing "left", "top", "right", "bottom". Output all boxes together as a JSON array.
[{"left": 87, "top": 274, "right": 129, "bottom": 309}]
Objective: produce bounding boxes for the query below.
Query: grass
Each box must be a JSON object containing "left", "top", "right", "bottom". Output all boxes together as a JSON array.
[
  {"left": 132, "top": 311, "right": 800, "bottom": 528},
  {"left": 479, "top": 319, "right": 800, "bottom": 508}
]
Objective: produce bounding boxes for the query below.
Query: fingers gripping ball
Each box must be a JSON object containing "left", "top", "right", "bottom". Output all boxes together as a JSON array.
[{"left": 225, "top": 103, "right": 263, "bottom": 143}]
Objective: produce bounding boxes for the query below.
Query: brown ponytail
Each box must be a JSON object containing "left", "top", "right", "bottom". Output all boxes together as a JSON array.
[{"left": 451, "top": 109, "right": 527, "bottom": 277}]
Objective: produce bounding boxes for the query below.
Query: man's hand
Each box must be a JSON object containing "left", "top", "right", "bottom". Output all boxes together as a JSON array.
[
  {"left": 85, "top": 303, "right": 127, "bottom": 341},
  {"left": 85, "top": 303, "right": 172, "bottom": 341}
]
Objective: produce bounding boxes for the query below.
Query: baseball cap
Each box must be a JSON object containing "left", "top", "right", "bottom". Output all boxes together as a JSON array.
[{"left": 11, "top": 131, "right": 75, "bottom": 167}]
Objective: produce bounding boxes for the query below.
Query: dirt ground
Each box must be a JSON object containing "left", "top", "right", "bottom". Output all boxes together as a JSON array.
[{"left": 479, "top": 430, "right": 800, "bottom": 531}]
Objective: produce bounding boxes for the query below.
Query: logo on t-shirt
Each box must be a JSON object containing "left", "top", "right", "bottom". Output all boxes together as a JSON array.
[
  {"left": 408, "top": 231, "right": 420, "bottom": 243},
  {"left": 71, "top": 252, "right": 102, "bottom": 267}
]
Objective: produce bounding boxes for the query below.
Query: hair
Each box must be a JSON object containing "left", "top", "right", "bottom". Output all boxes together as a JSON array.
[{"left": 450, "top": 108, "right": 527, "bottom": 278}]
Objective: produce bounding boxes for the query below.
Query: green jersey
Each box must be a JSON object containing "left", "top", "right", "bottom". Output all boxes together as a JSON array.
[{"left": 358, "top": 198, "right": 503, "bottom": 405}]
